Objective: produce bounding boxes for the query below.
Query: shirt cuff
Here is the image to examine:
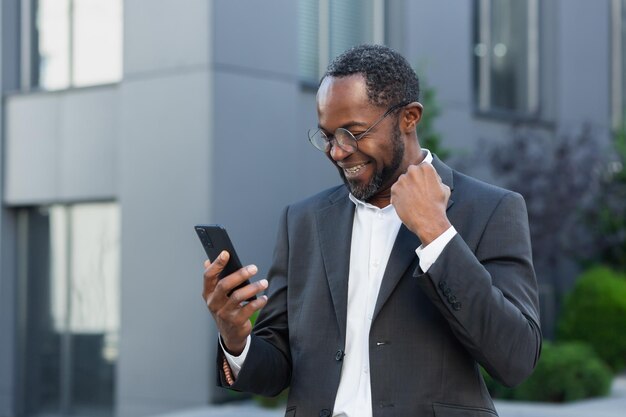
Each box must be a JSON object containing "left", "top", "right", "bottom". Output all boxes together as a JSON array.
[
  {"left": 219, "top": 334, "right": 251, "bottom": 378},
  {"left": 415, "top": 226, "right": 457, "bottom": 272}
]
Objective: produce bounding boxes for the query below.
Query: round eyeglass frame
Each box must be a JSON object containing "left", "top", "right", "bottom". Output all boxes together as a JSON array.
[{"left": 307, "top": 101, "right": 411, "bottom": 153}]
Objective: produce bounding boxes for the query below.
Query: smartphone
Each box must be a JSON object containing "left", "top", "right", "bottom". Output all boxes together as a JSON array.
[{"left": 195, "top": 224, "right": 256, "bottom": 301}]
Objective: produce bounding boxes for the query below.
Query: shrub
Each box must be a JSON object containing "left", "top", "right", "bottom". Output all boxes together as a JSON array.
[
  {"left": 557, "top": 266, "right": 626, "bottom": 372},
  {"left": 483, "top": 341, "right": 612, "bottom": 402},
  {"left": 482, "top": 124, "right": 604, "bottom": 276},
  {"left": 580, "top": 129, "right": 626, "bottom": 271}
]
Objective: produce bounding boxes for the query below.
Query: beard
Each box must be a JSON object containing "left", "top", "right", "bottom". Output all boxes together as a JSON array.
[{"left": 339, "top": 126, "right": 404, "bottom": 201}]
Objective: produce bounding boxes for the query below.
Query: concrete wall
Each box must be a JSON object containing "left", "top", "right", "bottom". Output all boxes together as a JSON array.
[
  {"left": 556, "top": 0, "right": 611, "bottom": 131},
  {"left": 116, "top": 0, "right": 214, "bottom": 415},
  {"left": 4, "top": 86, "right": 118, "bottom": 204}
]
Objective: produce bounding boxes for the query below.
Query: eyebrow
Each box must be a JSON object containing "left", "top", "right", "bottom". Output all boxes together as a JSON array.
[{"left": 318, "top": 120, "right": 369, "bottom": 132}]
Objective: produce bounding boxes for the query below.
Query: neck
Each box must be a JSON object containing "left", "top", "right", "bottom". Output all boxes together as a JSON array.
[{"left": 368, "top": 191, "right": 392, "bottom": 209}]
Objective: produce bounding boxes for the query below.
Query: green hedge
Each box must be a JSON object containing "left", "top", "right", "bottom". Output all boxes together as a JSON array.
[
  {"left": 557, "top": 266, "right": 626, "bottom": 372},
  {"left": 483, "top": 341, "right": 612, "bottom": 402}
]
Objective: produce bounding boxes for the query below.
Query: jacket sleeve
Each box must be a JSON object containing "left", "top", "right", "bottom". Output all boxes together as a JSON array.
[
  {"left": 217, "top": 206, "right": 292, "bottom": 396},
  {"left": 416, "top": 191, "right": 542, "bottom": 387}
]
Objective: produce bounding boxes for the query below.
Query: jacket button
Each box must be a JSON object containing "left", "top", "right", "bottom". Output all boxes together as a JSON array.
[
  {"left": 335, "top": 350, "right": 344, "bottom": 361},
  {"left": 438, "top": 281, "right": 447, "bottom": 290},
  {"left": 319, "top": 409, "right": 331, "bottom": 417},
  {"left": 453, "top": 302, "right": 462, "bottom": 311},
  {"left": 448, "top": 295, "right": 457, "bottom": 303},
  {"left": 443, "top": 287, "right": 452, "bottom": 296}
]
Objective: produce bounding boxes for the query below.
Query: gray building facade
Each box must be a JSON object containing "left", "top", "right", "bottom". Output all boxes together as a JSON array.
[{"left": 1, "top": 0, "right": 624, "bottom": 416}]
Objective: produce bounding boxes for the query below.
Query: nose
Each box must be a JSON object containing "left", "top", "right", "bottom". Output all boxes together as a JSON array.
[{"left": 329, "top": 141, "right": 352, "bottom": 161}]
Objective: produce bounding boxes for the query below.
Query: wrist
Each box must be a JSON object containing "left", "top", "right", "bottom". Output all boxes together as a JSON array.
[
  {"left": 222, "top": 337, "right": 246, "bottom": 357},
  {"left": 416, "top": 218, "right": 452, "bottom": 246}
]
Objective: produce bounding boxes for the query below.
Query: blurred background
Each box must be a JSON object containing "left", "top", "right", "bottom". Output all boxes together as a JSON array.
[{"left": 0, "top": 0, "right": 625, "bottom": 416}]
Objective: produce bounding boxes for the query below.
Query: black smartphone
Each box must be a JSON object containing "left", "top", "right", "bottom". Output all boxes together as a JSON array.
[{"left": 195, "top": 224, "right": 256, "bottom": 301}]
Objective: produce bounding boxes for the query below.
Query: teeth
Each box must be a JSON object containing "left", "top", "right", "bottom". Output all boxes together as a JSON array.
[{"left": 345, "top": 163, "right": 365, "bottom": 174}]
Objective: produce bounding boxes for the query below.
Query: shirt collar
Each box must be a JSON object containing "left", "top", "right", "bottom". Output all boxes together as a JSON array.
[{"left": 348, "top": 149, "right": 433, "bottom": 209}]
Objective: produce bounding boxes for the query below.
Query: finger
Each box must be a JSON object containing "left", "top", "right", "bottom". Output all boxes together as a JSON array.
[
  {"left": 420, "top": 164, "right": 443, "bottom": 186},
  {"left": 206, "top": 250, "right": 230, "bottom": 277},
  {"left": 406, "top": 164, "right": 420, "bottom": 176},
  {"left": 216, "top": 264, "right": 258, "bottom": 298},
  {"left": 239, "top": 294, "right": 269, "bottom": 318},
  {"left": 225, "top": 279, "right": 269, "bottom": 308},
  {"left": 203, "top": 251, "right": 230, "bottom": 298},
  {"left": 421, "top": 162, "right": 437, "bottom": 177}
]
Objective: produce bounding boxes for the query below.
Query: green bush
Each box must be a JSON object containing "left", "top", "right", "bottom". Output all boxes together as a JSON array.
[
  {"left": 483, "top": 341, "right": 612, "bottom": 402},
  {"left": 557, "top": 266, "right": 626, "bottom": 372}
]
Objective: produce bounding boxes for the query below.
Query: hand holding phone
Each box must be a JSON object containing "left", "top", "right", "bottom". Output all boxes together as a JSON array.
[
  {"left": 195, "top": 224, "right": 256, "bottom": 301},
  {"left": 197, "top": 224, "right": 268, "bottom": 356}
]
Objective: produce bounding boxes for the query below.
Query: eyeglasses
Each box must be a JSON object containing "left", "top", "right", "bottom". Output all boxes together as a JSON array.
[{"left": 308, "top": 101, "right": 410, "bottom": 153}]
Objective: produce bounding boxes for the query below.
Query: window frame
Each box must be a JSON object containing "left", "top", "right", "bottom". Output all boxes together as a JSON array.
[
  {"left": 473, "top": 0, "right": 541, "bottom": 120},
  {"left": 611, "top": 0, "right": 625, "bottom": 130},
  {"left": 19, "top": 0, "right": 122, "bottom": 92},
  {"left": 299, "top": 0, "right": 385, "bottom": 88},
  {"left": 17, "top": 202, "right": 120, "bottom": 416}
]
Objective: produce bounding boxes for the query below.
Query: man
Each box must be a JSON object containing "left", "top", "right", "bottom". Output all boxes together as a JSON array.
[{"left": 203, "top": 45, "right": 541, "bottom": 417}]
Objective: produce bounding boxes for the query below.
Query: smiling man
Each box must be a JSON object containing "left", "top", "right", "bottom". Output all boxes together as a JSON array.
[{"left": 202, "top": 45, "right": 542, "bottom": 417}]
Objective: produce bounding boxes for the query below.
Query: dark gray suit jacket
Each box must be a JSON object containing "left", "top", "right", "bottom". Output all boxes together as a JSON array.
[{"left": 219, "top": 156, "right": 542, "bottom": 417}]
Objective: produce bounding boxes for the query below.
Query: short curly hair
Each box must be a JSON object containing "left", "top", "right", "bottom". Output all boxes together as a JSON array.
[{"left": 322, "top": 44, "right": 420, "bottom": 109}]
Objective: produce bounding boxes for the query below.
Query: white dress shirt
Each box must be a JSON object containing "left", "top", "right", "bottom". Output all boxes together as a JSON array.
[{"left": 222, "top": 150, "right": 457, "bottom": 417}]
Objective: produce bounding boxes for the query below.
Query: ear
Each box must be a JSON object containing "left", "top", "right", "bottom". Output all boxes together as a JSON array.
[{"left": 401, "top": 102, "right": 423, "bottom": 133}]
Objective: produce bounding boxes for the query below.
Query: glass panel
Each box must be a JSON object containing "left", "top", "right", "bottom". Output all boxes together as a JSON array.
[
  {"left": 473, "top": 0, "right": 537, "bottom": 115},
  {"left": 34, "top": 0, "right": 122, "bottom": 90},
  {"left": 36, "top": 0, "right": 71, "bottom": 90},
  {"left": 22, "top": 203, "right": 120, "bottom": 416},
  {"left": 329, "top": 0, "right": 372, "bottom": 63},
  {"left": 73, "top": 0, "right": 123, "bottom": 87},
  {"left": 68, "top": 204, "right": 120, "bottom": 412},
  {"left": 298, "top": 0, "right": 375, "bottom": 84},
  {"left": 489, "top": 0, "right": 529, "bottom": 112},
  {"left": 298, "top": 0, "right": 319, "bottom": 83}
]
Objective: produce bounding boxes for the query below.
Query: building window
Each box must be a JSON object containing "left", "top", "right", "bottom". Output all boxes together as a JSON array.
[
  {"left": 612, "top": 0, "right": 626, "bottom": 129},
  {"left": 25, "top": 0, "right": 123, "bottom": 91},
  {"left": 473, "top": 0, "right": 539, "bottom": 116},
  {"left": 298, "top": 0, "right": 385, "bottom": 85},
  {"left": 19, "top": 203, "right": 120, "bottom": 416}
]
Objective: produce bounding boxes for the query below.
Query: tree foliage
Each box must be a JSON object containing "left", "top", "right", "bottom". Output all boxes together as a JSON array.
[{"left": 417, "top": 83, "right": 451, "bottom": 161}]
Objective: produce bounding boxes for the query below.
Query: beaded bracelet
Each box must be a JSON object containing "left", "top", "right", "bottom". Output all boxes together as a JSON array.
[{"left": 222, "top": 356, "right": 235, "bottom": 386}]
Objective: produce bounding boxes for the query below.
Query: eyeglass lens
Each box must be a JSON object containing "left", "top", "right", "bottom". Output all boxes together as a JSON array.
[{"left": 308, "top": 128, "right": 359, "bottom": 153}]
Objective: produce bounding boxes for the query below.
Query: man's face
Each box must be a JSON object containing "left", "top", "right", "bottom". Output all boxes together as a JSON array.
[{"left": 316, "top": 75, "right": 407, "bottom": 202}]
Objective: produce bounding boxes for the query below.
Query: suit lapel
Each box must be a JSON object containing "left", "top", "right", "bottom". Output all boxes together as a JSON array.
[
  {"left": 432, "top": 155, "right": 455, "bottom": 210},
  {"left": 372, "top": 154, "right": 456, "bottom": 320},
  {"left": 372, "top": 224, "right": 422, "bottom": 320},
  {"left": 315, "top": 187, "right": 354, "bottom": 344}
]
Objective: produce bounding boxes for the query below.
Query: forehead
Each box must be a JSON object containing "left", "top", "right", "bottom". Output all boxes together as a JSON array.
[{"left": 316, "top": 75, "right": 378, "bottom": 129}]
